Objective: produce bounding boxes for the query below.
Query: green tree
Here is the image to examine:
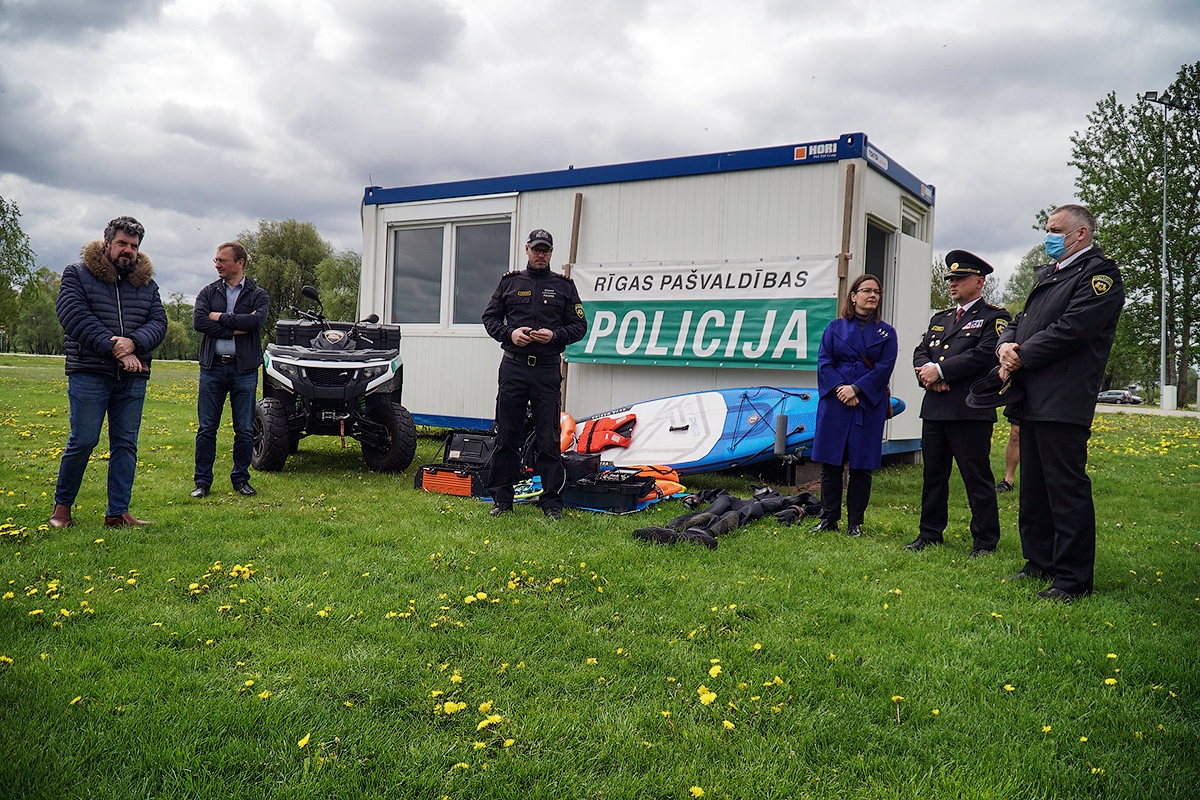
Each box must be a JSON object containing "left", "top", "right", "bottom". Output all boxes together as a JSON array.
[
  {"left": 12, "top": 267, "right": 62, "bottom": 355},
  {"left": 1069, "top": 60, "right": 1200, "bottom": 406},
  {"left": 929, "top": 254, "right": 1003, "bottom": 311},
  {"left": 154, "top": 292, "right": 200, "bottom": 361},
  {"left": 315, "top": 249, "right": 361, "bottom": 321},
  {"left": 1002, "top": 245, "right": 1045, "bottom": 314},
  {"left": 0, "top": 196, "right": 37, "bottom": 352},
  {"left": 238, "top": 219, "right": 333, "bottom": 339}
]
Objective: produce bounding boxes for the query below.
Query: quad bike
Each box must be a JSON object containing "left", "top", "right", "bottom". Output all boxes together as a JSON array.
[{"left": 251, "top": 285, "right": 417, "bottom": 473}]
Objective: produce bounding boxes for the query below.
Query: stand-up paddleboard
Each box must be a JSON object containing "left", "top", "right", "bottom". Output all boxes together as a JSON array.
[{"left": 573, "top": 387, "right": 904, "bottom": 475}]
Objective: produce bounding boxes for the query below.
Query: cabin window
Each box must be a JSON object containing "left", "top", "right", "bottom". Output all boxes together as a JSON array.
[
  {"left": 389, "top": 217, "right": 513, "bottom": 326},
  {"left": 391, "top": 227, "right": 444, "bottom": 324},
  {"left": 453, "top": 222, "right": 511, "bottom": 324}
]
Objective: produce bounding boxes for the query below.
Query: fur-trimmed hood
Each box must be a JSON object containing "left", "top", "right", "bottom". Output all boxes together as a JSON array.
[{"left": 81, "top": 240, "right": 155, "bottom": 288}]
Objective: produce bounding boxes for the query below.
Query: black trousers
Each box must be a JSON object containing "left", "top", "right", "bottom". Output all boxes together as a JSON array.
[
  {"left": 918, "top": 419, "right": 1001, "bottom": 549},
  {"left": 819, "top": 460, "right": 872, "bottom": 526},
  {"left": 1018, "top": 420, "right": 1095, "bottom": 595},
  {"left": 487, "top": 359, "right": 565, "bottom": 509}
]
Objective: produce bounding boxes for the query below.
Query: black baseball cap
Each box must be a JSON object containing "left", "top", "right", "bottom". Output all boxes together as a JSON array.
[{"left": 527, "top": 229, "right": 553, "bottom": 248}]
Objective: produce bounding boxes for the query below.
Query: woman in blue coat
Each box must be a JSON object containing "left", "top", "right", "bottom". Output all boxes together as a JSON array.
[{"left": 810, "top": 274, "right": 897, "bottom": 536}]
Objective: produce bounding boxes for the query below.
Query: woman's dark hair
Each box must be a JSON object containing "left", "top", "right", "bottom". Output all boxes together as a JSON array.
[{"left": 841, "top": 274, "right": 883, "bottom": 321}]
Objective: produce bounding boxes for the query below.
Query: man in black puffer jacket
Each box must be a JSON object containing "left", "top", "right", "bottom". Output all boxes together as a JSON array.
[{"left": 49, "top": 217, "right": 167, "bottom": 529}]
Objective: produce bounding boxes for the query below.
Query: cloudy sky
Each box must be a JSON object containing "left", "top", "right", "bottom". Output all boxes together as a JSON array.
[{"left": 1, "top": 0, "right": 1197, "bottom": 300}]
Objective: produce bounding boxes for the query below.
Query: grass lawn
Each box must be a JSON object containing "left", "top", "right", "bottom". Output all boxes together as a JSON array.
[{"left": 1, "top": 355, "right": 1197, "bottom": 800}]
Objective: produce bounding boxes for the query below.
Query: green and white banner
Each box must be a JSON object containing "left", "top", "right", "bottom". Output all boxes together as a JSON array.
[{"left": 565, "top": 255, "right": 838, "bottom": 369}]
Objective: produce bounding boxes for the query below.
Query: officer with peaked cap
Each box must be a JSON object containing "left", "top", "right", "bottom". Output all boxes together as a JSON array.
[
  {"left": 482, "top": 229, "right": 587, "bottom": 520},
  {"left": 906, "top": 249, "right": 1012, "bottom": 557}
]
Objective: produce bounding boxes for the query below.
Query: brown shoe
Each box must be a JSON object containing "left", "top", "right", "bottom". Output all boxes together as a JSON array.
[
  {"left": 103, "top": 513, "right": 149, "bottom": 527},
  {"left": 49, "top": 504, "right": 73, "bottom": 528}
]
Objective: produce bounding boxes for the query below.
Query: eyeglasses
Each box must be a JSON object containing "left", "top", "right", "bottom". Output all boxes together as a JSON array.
[
  {"left": 855, "top": 288, "right": 882, "bottom": 296},
  {"left": 530, "top": 247, "right": 552, "bottom": 255},
  {"left": 214, "top": 257, "right": 233, "bottom": 265}
]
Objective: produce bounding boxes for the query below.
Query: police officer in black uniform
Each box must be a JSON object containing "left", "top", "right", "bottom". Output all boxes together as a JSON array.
[
  {"left": 482, "top": 229, "right": 587, "bottom": 519},
  {"left": 906, "top": 250, "right": 1012, "bottom": 556},
  {"left": 997, "top": 204, "right": 1123, "bottom": 602}
]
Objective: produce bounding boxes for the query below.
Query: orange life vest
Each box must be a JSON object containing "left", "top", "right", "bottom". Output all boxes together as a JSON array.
[{"left": 575, "top": 414, "right": 637, "bottom": 453}]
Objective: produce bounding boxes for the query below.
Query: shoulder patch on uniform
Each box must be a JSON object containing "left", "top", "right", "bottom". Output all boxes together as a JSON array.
[
  {"left": 517, "top": 290, "right": 532, "bottom": 297},
  {"left": 575, "top": 303, "right": 584, "bottom": 318},
  {"left": 1092, "top": 275, "right": 1113, "bottom": 295},
  {"left": 995, "top": 318, "right": 1008, "bottom": 336}
]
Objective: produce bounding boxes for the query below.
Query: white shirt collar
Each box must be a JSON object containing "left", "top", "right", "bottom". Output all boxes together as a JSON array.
[
  {"left": 1055, "top": 245, "right": 1094, "bottom": 271},
  {"left": 957, "top": 296, "right": 981, "bottom": 313}
]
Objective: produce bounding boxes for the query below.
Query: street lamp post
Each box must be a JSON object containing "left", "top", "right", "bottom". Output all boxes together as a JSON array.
[{"left": 1143, "top": 90, "right": 1196, "bottom": 410}]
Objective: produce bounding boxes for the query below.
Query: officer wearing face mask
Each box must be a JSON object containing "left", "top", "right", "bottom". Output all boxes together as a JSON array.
[{"left": 995, "top": 204, "right": 1124, "bottom": 603}]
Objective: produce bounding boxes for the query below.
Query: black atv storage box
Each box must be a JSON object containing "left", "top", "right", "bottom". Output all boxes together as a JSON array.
[
  {"left": 275, "top": 319, "right": 401, "bottom": 351},
  {"left": 563, "top": 467, "right": 656, "bottom": 512}
]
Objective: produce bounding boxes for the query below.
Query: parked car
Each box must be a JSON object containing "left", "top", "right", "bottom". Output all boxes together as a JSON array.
[{"left": 1097, "top": 390, "right": 1142, "bottom": 405}]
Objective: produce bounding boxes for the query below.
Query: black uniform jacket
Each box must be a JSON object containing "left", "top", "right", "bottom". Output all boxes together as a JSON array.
[
  {"left": 913, "top": 300, "right": 1012, "bottom": 422},
  {"left": 996, "top": 248, "right": 1124, "bottom": 427},
  {"left": 482, "top": 265, "right": 587, "bottom": 357}
]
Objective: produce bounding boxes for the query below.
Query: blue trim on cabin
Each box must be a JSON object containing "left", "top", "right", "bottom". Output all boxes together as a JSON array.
[
  {"left": 882, "top": 438, "right": 922, "bottom": 455},
  {"left": 364, "top": 132, "right": 935, "bottom": 208},
  {"left": 414, "top": 413, "right": 493, "bottom": 431}
]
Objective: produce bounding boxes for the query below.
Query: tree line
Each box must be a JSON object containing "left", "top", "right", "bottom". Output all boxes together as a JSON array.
[{"left": 0, "top": 207, "right": 361, "bottom": 360}]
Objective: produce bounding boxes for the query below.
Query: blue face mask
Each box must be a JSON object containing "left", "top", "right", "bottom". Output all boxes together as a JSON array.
[{"left": 1044, "top": 232, "right": 1067, "bottom": 260}]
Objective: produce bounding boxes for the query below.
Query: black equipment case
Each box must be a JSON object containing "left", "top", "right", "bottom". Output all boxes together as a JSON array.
[{"left": 414, "top": 431, "right": 495, "bottom": 498}]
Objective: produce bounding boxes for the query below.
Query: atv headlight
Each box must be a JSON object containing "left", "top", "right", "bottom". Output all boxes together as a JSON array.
[
  {"left": 277, "top": 362, "right": 302, "bottom": 380},
  {"left": 359, "top": 364, "right": 389, "bottom": 380}
]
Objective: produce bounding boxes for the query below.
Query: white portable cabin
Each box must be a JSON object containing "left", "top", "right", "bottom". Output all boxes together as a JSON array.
[{"left": 359, "top": 132, "right": 934, "bottom": 456}]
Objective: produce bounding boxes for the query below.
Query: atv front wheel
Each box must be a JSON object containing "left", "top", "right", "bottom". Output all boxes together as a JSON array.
[
  {"left": 251, "top": 398, "right": 290, "bottom": 471},
  {"left": 361, "top": 401, "right": 417, "bottom": 473}
]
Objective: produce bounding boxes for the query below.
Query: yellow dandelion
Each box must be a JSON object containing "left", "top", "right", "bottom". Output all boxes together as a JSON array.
[
  {"left": 1042, "top": 725, "right": 1052, "bottom": 733},
  {"left": 343, "top": 701, "right": 354, "bottom": 707},
  {"left": 473, "top": 741, "right": 487, "bottom": 750},
  {"left": 1104, "top": 678, "right": 1117, "bottom": 686},
  {"left": 829, "top": 653, "right": 836, "bottom": 661},
  {"left": 316, "top": 609, "right": 328, "bottom": 618},
  {"left": 1004, "top": 684, "right": 1015, "bottom": 692},
  {"left": 1079, "top": 736, "right": 1087, "bottom": 742},
  {"left": 587, "top": 657, "right": 598, "bottom": 665},
  {"left": 298, "top": 734, "right": 311, "bottom": 749},
  {"left": 699, "top": 691, "right": 717, "bottom": 706},
  {"left": 503, "top": 739, "right": 515, "bottom": 747},
  {"left": 892, "top": 695, "right": 904, "bottom": 702},
  {"left": 1106, "top": 653, "right": 1117, "bottom": 659},
  {"left": 752, "top": 643, "right": 762, "bottom": 651},
  {"left": 431, "top": 690, "right": 444, "bottom": 698},
  {"left": 0, "top": 655, "right": 13, "bottom": 667},
  {"left": 709, "top": 665, "right": 722, "bottom": 678},
  {"left": 244, "top": 680, "right": 254, "bottom": 687},
  {"left": 27, "top": 609, "right": 43, "bottom": 616},
  {"left": 258, "top": 690, "right": 272, "bottom": 700},
  {"left": 478, "top": 701, "right": 493, "bottom": 713},
  {"left": 70, "top": 696, "right": 82, "bottom": 705},
  {"left": 661, "top": 710, "right": 671, "bottom": 717},
  {"left": 722, "top": 720, "right": 735, "bottom": 730},
  {"left": 931, "top": 709, "right": 940, "bottom": 716},
  {"left": 690, "top": 787, "right": 705, "bottom": 798}
]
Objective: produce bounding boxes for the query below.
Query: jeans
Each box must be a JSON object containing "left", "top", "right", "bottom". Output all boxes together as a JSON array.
[
  {"left": 194, "top": 363, "right": 259, "bottom": 488},
  {"left": 54, "top": 372, "right": 148, "bottom": 517}
]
